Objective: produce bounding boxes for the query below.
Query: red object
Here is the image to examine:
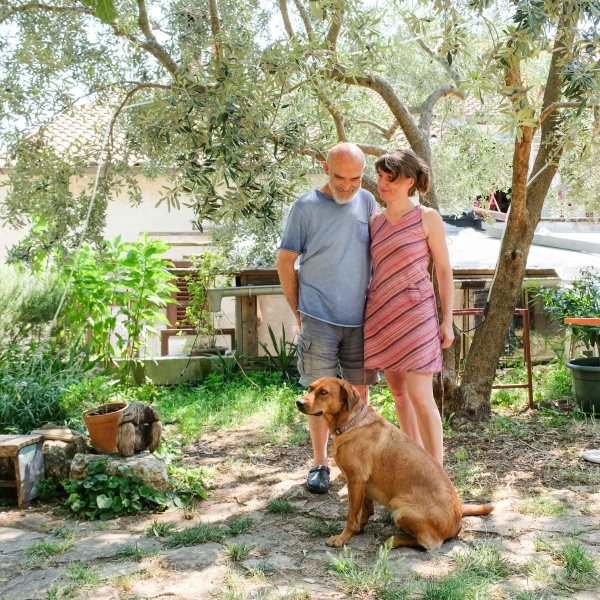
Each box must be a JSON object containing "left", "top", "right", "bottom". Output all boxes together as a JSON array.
[
  {"left": 453, "top": 308, "right": 534, "bottom": 408},
  {"left": 564, "top": 318, "right": 600, "bottom": 326}
]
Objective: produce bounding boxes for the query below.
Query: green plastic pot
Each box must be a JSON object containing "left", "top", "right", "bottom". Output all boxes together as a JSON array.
[{"left": 567, "top": 357, "right": 600, "bottom": 415}]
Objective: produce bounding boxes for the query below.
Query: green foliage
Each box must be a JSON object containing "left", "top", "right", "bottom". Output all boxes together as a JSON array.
[
  {"left": 0, "top": 343, "right": 97, "bottom": 434},
  {"left": 24, "top": 532, "right": 74, "bottom": 557},
  {"left": 62, "top": 459, "right": 183, "bottom": 520},
  {"left": 114, "top": 545, "right": 159, "bottom": 562},
  {"left": 517, "top": 495, "right": 565, "bottom": 518},
  {"left": 327, "top": 540, "right": 393, "bottom": 597},
  {"left": 37, "top": 478, "right": 59, "bottom": 501},
  {"left": 223, "top": 541, "right": 253, "bottom": 561},
  {"left": 181, "top": 252, "right": 231, "bottom": 349},
  {"left": 534, "top": 537, "right": 598, "bottom": 587},
  {"left": 259, "top": 324, "right": 298, "bottom": 380},
  {"left": 145, "top": 519, "right": 177, "bottom": 538},
  {"left": 538, "top": 268, "right": 600, "bottom": 354},
  {"left": 453, "top": 544, "right": 509, "bottom": 580},
  {"left": 266, "top": 499, "right": 294, "bottom": 513},
  {"left": 59, "top": 376, "right": 118, "bottom": 426},
  {"left": 167, "top": 463, "right": 211, "bottom": 500},
  {"left": 166, "top": 523, "right": 227, "bottom": 548},
  {"left": 0, "top": 265, "right": 63, "bottom": 353},
  {"left": 309, "top": 520, "right": 343, "bottom": 537},
  {"left": 226, "top": 517, "right": 253, "bottom": 535},
  {"left": 64, "top": 234, "right": 177, "bottom": 364}
]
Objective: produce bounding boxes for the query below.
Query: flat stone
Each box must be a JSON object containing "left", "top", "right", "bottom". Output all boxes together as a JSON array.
[
  {"left": 126, "top": 565, "right": 227, "bottom": 598},
  {"left": 161, "top": 542, "right": 224, "bottom": 568},
  {"left": 0, "top": 567, "right": 69, "bottom": 600},
  {"left": 578, "top": 531, "right": 600, "bottom": 545},
  {"left": 70, "top": 452, "right": 168, "bottom": 491},
  {"left": 57, "top": 531, "right": 162, "bottom": 562},
  {"left": 582, "top": 450, "right": 600, "bottom": 464},
  {"left": 0, "top": 527, "right": 48, "bottom": 554},
  {"left": 573, "top": 592, "right": 600, "bottom": 600},
  {"left": 232, "top": 525, "right": 297, "bottom": 554},
  {"left": 72, "top": 585, "right": 120, "bottom": 600},
  {"left": 95, "top": 561, "right": 150, "bottom": 580},
  {"left": 463, "top": 512, "right": 596, "bottom": 536},
  {"left": 265, "top": 552, "right": 298, "bottom": 570},
  {"left": 0, "top": 554, "right": 25, "bottom": 581},
  {"left": 343, "top": 533, "right": 376, "bottom": 550},
  {"left": 198, "top": 503, "right": 239, "bottom": 523},
  {"left": 15, "top": 513, "right": 55, "bottom": 530}
]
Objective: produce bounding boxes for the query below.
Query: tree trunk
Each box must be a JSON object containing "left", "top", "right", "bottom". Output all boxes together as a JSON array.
[{"left": 449, "top": 21, "right": 570, "bottom": 419}]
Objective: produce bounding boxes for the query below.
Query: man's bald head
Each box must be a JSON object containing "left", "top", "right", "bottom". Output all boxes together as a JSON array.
[
  {"left": 322, "top": 143, "right": 366, "bottom": 204},
  {"left": 326, "top": 143, "right": 366, "bottom": 169}
]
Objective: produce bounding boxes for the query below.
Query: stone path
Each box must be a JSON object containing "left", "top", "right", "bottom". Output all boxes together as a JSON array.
[{"left": 2, "top": 413, "right": 600, "bottom": 599}]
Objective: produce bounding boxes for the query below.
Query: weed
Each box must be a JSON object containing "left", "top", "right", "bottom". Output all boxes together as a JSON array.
[
  {"left": 227, "top": 517, "right": 253, "bottom": 535},
  {"left": 62, "top": 563, "right": 101, "bottom": 597},
  {"left": 279, "top": 587, "right": 310, "bottom": 599},
  {"left": 43, "top": 585, "right": 59, "bottom": 600},
  {"left": 423, "top": 572, "right": 480, "bottom": 600},
  {"left": 517, "top": 495, "right": 565, "bottom": 518},
  {"left": 145, "top": 519, "right": 177, "bottom": 538},
  {"left": 533, "top": 536, "right": 597, "bottom": 587},
  {"left": 24, "top": 533, "right": 74, "bottom": 558},
  {"left": 327, "top": 540, "right": 392, "bottom": 596},
  {"left": 37, "top": 477, "right": 59, "bottom": 501},
  {"left": 381, "top": 509, "right": 396, "bottom": 525},
  {"left": 114, "top": 545, "right": 159, "bottom": 562},
  {"left": 453, "top": 543, "right": 509, "bottom": 580},
  {"left": 454, "top": 447, "right": 468, "bottom": 461},
  {"left": 514, "top": 592, "right": 544, "bottom": 600},
  {"left": 94, "top": 522, "right": 108, "bottom": 531},
  {"left": 223, "top": 541, "right": 253, "bottom": 561},
  {"left": 166, "top": 523, "right": 225, "bottom": 548},
  {"left": 266, "top": 499, "right": 294, "bottom": 513},
  {"left": 309, "top": 520, "right": 342, "bottom": 537}
]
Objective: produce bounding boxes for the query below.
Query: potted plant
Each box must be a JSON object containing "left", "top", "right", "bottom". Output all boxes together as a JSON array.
[
  {"left": 180, "top": 252, "right": 231, "bottom": 355},
  {"left": 538, "top": 267, "right": 600, "bottom": 413}
]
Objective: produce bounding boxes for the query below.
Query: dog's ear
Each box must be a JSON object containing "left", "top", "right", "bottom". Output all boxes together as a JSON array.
[{"left": 340, "top": 381, "right": 361, "bottom": 411}]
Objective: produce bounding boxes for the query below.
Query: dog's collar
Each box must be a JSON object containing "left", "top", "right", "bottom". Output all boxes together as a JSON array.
[{"left": 334, "top": 404, "right": 368, "bottom": 436}]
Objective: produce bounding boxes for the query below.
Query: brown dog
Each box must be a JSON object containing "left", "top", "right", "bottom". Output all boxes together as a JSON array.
[{"left": 296, "top": 377, "right": 493, "bottom": 549}]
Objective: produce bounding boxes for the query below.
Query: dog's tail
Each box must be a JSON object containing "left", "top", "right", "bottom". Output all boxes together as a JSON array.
[{"left": 461, "top": 504, "right": 494, "bottom": 517}]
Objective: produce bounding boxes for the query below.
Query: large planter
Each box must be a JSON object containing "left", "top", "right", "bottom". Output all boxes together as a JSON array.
[
  {"left": 567, "top": 357, "right": 600, "bottom": 415},
  {"left": 83, "top": 403, "right": 127, "bottom": 454}
]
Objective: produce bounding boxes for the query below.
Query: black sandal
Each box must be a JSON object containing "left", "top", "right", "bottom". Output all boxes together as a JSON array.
[{"left": 306, "top": 465, "right": 330, "bottom": 494}]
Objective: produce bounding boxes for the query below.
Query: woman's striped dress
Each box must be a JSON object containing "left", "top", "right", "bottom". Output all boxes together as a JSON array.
[{"left": 364, "top": 204, "right": 443, "bottom": 373}]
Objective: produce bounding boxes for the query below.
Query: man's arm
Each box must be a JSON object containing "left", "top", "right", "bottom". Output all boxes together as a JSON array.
[{"left": 276, "top": 249, "right": 301, "bottom": 330}]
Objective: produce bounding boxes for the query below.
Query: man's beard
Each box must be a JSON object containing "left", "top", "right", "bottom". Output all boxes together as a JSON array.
[{"left": 331, "top": 187, "right": 358, "bottom": 205}]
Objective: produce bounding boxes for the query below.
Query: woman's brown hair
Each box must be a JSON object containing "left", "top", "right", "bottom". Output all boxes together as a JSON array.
[{"left": 374, "top": 149, "right": 430, "bottom": 196}]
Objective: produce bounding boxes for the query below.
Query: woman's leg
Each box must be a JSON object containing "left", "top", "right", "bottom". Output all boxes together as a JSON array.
[
  {"left": 384, "top": 370, "right": 424, "bottom": 448},
  {"left": 405, "top": 372, "right": 443, "bottom": 465}
]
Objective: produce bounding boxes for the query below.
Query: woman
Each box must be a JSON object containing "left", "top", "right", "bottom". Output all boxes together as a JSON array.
[{"left": 364, "top": 150, "right": 454, "bottom": 465}]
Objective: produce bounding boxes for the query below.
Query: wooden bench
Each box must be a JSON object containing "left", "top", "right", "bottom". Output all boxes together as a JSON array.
[{"left": 0, "top": 435, "right": 45, "bottom": 506}]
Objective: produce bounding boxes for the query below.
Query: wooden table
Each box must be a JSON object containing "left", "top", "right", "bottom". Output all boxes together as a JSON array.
[{"left": 0, "top": 434, "right": 45, "bottom": 506}]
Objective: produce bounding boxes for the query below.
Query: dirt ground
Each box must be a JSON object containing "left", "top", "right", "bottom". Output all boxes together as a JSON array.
[{"left": 2, "top": 404, "right": 600, "bottom": 599}]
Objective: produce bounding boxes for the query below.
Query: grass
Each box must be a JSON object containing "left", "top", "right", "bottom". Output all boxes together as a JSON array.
[
  {"left": 423, "top": 571, "right": 483, "bottom": 600},
  {"left": 166, "top": 523, "right": 226, "bottom": 548},
  {"left": 145, "top": 520, "right": 177, "bottom": 538},
  {"left": 24, "top": 533, "right": 74, "bottom": 558},
  {"left": 227, "top": 517, "right": 253, "bottom": 535},
  {"left": 517, "top": 495, "right": 565, "bottom": 518},
  {"left": 223, "top": 541, "right": 253, "bottom": 561},
  {"left": 453, "top": 543, "right": 509, "bottom": 580},
  {"left": 60, "top": 563, "right": 101, "bottom": 597},
  {"left": 327, "top": 541, "right": 392, "bottom": 596},
  {"left": 309, "top": 520, "right": 343, "bottom": 537},
  {"left": 155, "top": 372, "right": 303, "bottom": 443},
  {"left": 114, "top": 545, "right": 159, "bottom": 562},
  {"left": 381, "top": 509, "right": 395, "bottom": 525},
  {"left": 266, "top": 499, "right": 294, "bottom": 513}
]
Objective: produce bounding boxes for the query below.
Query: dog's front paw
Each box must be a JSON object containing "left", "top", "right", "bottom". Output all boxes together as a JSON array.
[{"left": 326, "top": 534, "right": 347, "bottom": 548}]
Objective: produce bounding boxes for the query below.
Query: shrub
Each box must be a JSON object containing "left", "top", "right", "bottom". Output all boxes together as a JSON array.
[
  {"left": 59, "top": 376, "right": 118, "bottom": 425},
  {"left": 62, "top": 459, "right": 183, "bottom": 520}
]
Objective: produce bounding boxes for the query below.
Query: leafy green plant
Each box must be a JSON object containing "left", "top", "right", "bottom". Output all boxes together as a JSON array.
[
  {"left": 227, "top": 517, "right": 253, "bottom": 535},
  {"left": 167, "top": 463, "right": 212, "bottom": 500},
  {"left": 37, "top": 477, "right": 59, "bottom": 501},
  {"left": 59, "top": 376, "right": 118, "bottom": 424},
  {"left": 62, "top": 459, "right": 183, "bottom": 520},
  {"left": 259, "top": 324, "right": 297, "bottom": 380},
  {"left": 145, "top": 519, "right": 177, "bottom": 538},
  {"left": 0, "top": 342, "right": 98, "bottom": 434},
  {"left": 181, "top": 252, "right": 231, "bottom": 349},
  {"left": 166, "top": 523, "right": 226, "bottom": 548},
  {"left": 537, "top": 268, "right": 600, "bottom": 355},
  {"left": 223, "top": 541, "right": 253, "bottom": 561}
]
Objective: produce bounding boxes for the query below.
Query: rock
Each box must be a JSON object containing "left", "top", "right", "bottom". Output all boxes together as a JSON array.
[
  {"left": 30, "top": 425, "right": 84, "bottom": 442},
  {"left": 198, "top": 503, "right": 239, "bottom": 523},
  {"left": 0, "top": 567, "right": 69, "bottom": 600},
  {"left": 232, "top": 525, "right": 297, "bottom": 554},
  {"left": 72, "top": 585, "right": 120, "bottom": 600},
  {"left": 69, "top": 452, "right": 168, "bottom": 491},
  {"left": 578, "top": 530, "right": 600, "bottom": 545},
  {"left": 57, "top": 531, "right": 162, "bottom": 563},
  {"left": 0, "top": 527, "right": 48, "bottom": 555},
  {"left": 265, "top": 552, "right": 298, "bottom": 570},
  {"left": 43, "top": 437, "right": 90, "bottom": 482},
  {"left": 161, "top": 542, "right": 224, "bottom": 568}
]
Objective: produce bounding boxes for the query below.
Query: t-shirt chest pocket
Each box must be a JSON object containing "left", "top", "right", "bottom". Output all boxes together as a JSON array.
[{"left": 356, "top": 219, "right": 370, "bottom": 243}]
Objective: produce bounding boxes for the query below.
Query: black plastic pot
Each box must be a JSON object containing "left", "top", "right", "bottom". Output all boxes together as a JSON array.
[{"left": 567, "top": 357, "right": 600, "bottom": 415}]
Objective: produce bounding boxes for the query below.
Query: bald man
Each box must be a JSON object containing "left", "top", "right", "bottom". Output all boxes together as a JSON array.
[{"left": 277, "top": 143, "right": 378, "bottom": 494}]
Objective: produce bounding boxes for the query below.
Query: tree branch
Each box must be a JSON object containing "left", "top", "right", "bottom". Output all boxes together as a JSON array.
[
  {"left": 539, "top": 101, "right": 589, "bottom": 123},
  {"left": 291, "top": 0, "right": 314, "bottom": 40},
  {"left": 419, "top": 84, "right": 465, "bottom": 131},
  {"left": 355, "top": 119, "right": 388, "bottom": 135},
  {"left": 417, "top": 39, "right": 461, "bottom": 85},
  {"left": 325, "top": 1, "right": 344, "bottom": 51},
  {"left": 135, "top": 0, "right": 181, "bottom": 75},
  {"left": 357, "top": 144, "right": 386, "bottom": 157},
  {"left": 321, "top": 97, "right": 347, "bottom": 142},
  {"left": 278, "top": 0, "right": 294, "bottom": 38},
  {"left": 0, "top": 2, "right": 93, "bottom": 25},
  {"left": 208, "top": 0, "right": 220, "bottom": 35}
]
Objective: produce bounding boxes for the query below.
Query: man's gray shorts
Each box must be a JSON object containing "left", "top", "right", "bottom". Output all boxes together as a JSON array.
[{"left": 297, "top": 314, "right": 378, "bottom": 387}]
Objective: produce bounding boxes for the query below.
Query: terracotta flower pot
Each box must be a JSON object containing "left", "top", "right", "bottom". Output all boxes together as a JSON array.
[{"left": 83, "top": 403, "right": 127, "bottom": 455}]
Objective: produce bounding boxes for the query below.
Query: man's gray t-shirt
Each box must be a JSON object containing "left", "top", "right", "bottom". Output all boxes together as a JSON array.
[{"left": 279, "top": 188, "right": 377, "bottom": 327}]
